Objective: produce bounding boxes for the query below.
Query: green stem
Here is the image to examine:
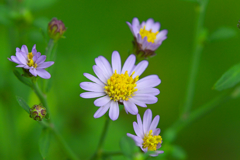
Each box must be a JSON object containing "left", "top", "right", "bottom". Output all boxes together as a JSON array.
[
  {"left": 90, "top": 117, "right": 110, "bottom": 160},
  {"left": 40, "top": 121, "right": 80, "bottom": 160},
  {"left": 32, "top": 80, "right": 50, "bottom": 115},
  {"left": 165, "top": 93, "right": 230, "bottom": 143},
  {"left": 182, "top": 0, "right": 209, "bottom": 117}
]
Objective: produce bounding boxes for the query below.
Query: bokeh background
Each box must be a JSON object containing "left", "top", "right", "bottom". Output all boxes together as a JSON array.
[{"left": 0, "top": 0, "right": 240, "bottom": 159}]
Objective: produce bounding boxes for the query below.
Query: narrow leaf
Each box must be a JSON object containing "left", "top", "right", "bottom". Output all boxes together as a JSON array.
[
  {"left": 120, "top": 136, "right": 136, "bottom": 158},
  {"left": 39, "top": 128, "right": 51, "bottom": 159},
  {"left": 16, "top": 96, "right": 30, "bottom": 114},
  {"left": 214, "top": 63, "right": 240, "bottom": 91},
  {"left": 13, "top": 70, "right": 32, "bottom": 88},
  {"left": 209, "top": 27, "right": 237, "bottom": 42}
]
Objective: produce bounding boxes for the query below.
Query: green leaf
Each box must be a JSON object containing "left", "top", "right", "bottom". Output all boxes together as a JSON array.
[
  {"left": 120, "top": 136, "right": 137, "bottom": 158},
  {"left": 171, "top": 145, "right": 187, "bottom": 160},
  {"left": 39, "top": 128, "right": 51, "bottom": 159},
  {"left": 16, "top": 96, "right": 30, "bottom": 114},
  {"left": 13, "top": 70, "right": 32, "bottom": 88},
  {"left": 209, "top": 27, "right": 237, "bottom": 42},
  {"left": 214, "top": 63, "right": 240, "bottom": 91}
]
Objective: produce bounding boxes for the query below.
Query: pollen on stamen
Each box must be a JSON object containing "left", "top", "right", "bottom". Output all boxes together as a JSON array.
[
  {"left": 142, "top": 130, "right": 162, "bottom": 151},
  {"left": 27, "top": 52, "right": 37, "bottom": 68},
  {"left": 104, "top": 70, "right": 139, "bottom": 101},
  {"left": 139, "top": 26, "right": 159, "bottom": 43}
]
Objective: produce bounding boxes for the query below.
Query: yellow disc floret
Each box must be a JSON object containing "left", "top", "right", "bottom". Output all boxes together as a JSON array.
[
  {"left": 27, "top": 52, "right": 37, "bottom": 68},
  {"left": 142, "top": 130, "right": 162, "bottom": 151},
  {"left": 104, "top": 70, "right": 139, "bottom": 101},
  {"left": 139, "top": 26, "right": 159, "bottom": 43}
]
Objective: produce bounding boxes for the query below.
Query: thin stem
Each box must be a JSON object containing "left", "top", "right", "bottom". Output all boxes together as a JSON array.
[
  {"left": 182, "top": 0, "right": 209, "bottom": 117},
  {"left": 165, "top": 93, "right": 230, "bottom": 143},
  {"left": 32, "top": 80, "right": 50, "bottom": 115},
  {"left": 32, "top": 80, "right": 48, "bottom": 108},
  {"left": 39, "top": 121, "right": 80, "bottom": 160},
  {"left": 90, "top": 117, "right": 110, "bottom": 160}
]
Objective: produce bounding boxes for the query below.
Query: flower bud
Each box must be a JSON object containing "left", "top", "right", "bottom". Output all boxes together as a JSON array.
[
  {"left": 48, "top": 18, "right": 66, "bottom": 41},
  {"left": 29, "top": 105, "right": 47, "bottom": 121},
  {"left": 238, "top": 20, "right": 240, "bottom": 29}
]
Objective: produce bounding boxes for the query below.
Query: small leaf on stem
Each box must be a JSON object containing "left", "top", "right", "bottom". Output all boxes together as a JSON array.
[
  {"left": 13, "top": 70, "right": 32, "bottom": 88},
  {"left": 208, "top": 27, "right": 237, "bottom": 42},
  {"left": 214, "top": 63, "right": 240, "bottom": 91},
  {"left": 120, "top": 136, "right": 137, "bottom": 158},
  {"left": 16, "top": 96, "right": 30, "bottom": 114}
]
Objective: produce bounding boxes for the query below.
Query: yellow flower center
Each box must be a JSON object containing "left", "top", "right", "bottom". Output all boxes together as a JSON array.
[
  {"left": 27, "top": 52, "right": 37, "bottom": 68},
  {"left": 104, "top": 70, "right": 139, "bottom": 101},
  {"left": 142, "top": 130, "right": 162, "bottom": 151},
  {"left": 139, "top": 26, "right": 159, "bottom": 43}
]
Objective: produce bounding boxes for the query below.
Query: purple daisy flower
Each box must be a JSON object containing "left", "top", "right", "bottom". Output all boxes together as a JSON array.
[
  {"left": 80, "top": 51, "right": 161, "bottom": 121},
  {"left": 127, "top": 18, "right": 168, "bottom": 58},
  {"left": 127, "top": 109, "right": 163, "bottom": 156},
  {"left": 8, "top": 45, "right": 54, "bottom": 79}
]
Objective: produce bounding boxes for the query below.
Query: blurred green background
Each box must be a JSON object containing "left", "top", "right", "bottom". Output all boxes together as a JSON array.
[{"left": 0, "top": 0, "right": 240, "bottom": 159}]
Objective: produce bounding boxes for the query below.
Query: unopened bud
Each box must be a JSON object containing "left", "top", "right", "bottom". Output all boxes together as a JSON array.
[
  {"left": 29, "top": 105, "right": 47, "bottom": 121},
  {"left": 238, "top": 20, "right": 240, "bottom": 29},
  {"left": 48, "top": 17, "right": 66, "bottom": 41}
]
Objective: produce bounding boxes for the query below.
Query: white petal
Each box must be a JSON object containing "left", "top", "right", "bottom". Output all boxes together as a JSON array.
[
  {"left": 132, "top": 60, "right": 148, "bottom": 78},
  {"left": 21, "top": 45, "right": 28, "bottom": 54},
  {"left": 93, "top": 65, "right": 108, "bottom": 83},
  {"left": 95, "top": 56, "right": 112, "bottom": 78},
  {"left": 37, "top": 62, "right": 54, "bottom": 69},
  {"left": 127, "top": 133, "right": 143, "bottom": 146},
  {"left": 135, "top": 88, "right": 160, "bottom": 96},
  {"left": 123, "top": 100, "right": 138, "bottom": 115},
  {"left": 36, "top": 69, "right": 51, "bottom": 79},
  {"left": 80, "top": 92, "right": 105, "bottom": 98},
  {"left": 145, "top": 18, "right": 154, "bottom": 30},
  {"left": 35, "top": 55, "right": 46, "bottom": 64},
  {"left": 16, "top": 52, "right": 27, "bottom": 65},
  {"left": 80, "top": 82, "right": 104, "bottom": 92},
  {"left": 94, "top": 95, "right": 111, "bottom": 107},
  {"left": 143, "top": 109, "right": 152, "bottom": 134},
  {"left": 121, "top": 54, "right": 136, "bottom": 74},
  {"left": 83, "top": 73, "right": 104, "bottom": 86},
  {"left": 151, "top": 22, "right": 160, "bottom": 32},
  {"left": 129, "top": 97, "right": 147, "bottom": 107},
  {"left": 137, "top": 75, "right": 161, "bottom": 89},
  {"left": 111, "top": 51, "right": 121, "bottom": 74},
  {"left": 109, "top": 101, "right": 119, "bottom": 121},
  {"left": 136, "top": 114, "right": 144, "bottom": 137},
  {"left": 156, "top": 30, "right": 168, "bottom": 42},
  {"left": 133, "top": 122, "right": 143, "bottom": 138},
  {"left": 29, "top": 68, "right": 37, "bottom": 76},
  {"left": 153, "top": 128, "right": 161, "bottom": 135},
  {"left": 149, "top": 115, "right": 160, "bottom": 131},
  {"left": 94, "top": 102, "right": 111, "bottom": 118},
  {"left": 133, "top": 94, "right": 158, "bottom": 104}
]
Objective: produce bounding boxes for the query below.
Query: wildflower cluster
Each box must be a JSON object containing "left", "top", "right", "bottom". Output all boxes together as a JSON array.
[{"left": 80, "top": 17, "right": 167, "bottom": 156}]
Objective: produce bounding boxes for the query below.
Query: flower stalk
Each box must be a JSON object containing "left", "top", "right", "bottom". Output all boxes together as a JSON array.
[{"left": 182, "top": 0, "right": 209, "bottom": 118}]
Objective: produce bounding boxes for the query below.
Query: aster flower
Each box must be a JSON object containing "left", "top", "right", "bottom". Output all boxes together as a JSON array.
[
  {"left": 127, "top": 17, "right": 168, "bottom": 58},
  {"left": 127, "top": 109, "right": 163, "bottom": 156},
  {"left": 80, "top": 51, "right": 161, "bottom": 121},
  {"left": 8, "top": 45, "right": 54, "bottom": 79}
]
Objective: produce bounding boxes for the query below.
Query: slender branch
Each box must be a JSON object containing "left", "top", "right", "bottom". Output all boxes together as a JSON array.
[
  {"left": 165, "top": 93, "right": 231, "bottom": 143},
  {"left": 39, "top": 121, "right": 80, "bottom": 160},
  {"left": 90, "top": 117, "right": 110, "bottom": 160},
  {"left": 182, "top": 0, "right": 209, "bottom": 117}
]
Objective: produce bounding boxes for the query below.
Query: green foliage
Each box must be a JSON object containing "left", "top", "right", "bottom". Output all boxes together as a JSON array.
[
  {"left": 39, "top": 128, "right": 51, "bottom": 159},
  {"left": 16, "top": 96, "right": 30, "bottom": 114},
  {"left": 120, "top": 136, "right": 137, "bottom": 158},
  {"left": 0, "top": 5, "right": 12, "bottom": 26},
  {"left": 13, "top": 70, "right": 33, "bottom": 88},
  {"left": 214, "top": 63, "right": 240, "bottom": 91},
  {"left": 209, "top": 27, "right": 237, "bottom": 42}
]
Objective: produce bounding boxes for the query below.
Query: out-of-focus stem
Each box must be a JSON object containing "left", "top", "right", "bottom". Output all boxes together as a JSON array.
[
  {"left": 40, "top": 121, "right": 80, "bottom": 160},
  {"left": 90, "top": 117, "right": 110, "bottom": 160},
  {"left": 182, "top": 0, "right": 209, "bottom": 118}
]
